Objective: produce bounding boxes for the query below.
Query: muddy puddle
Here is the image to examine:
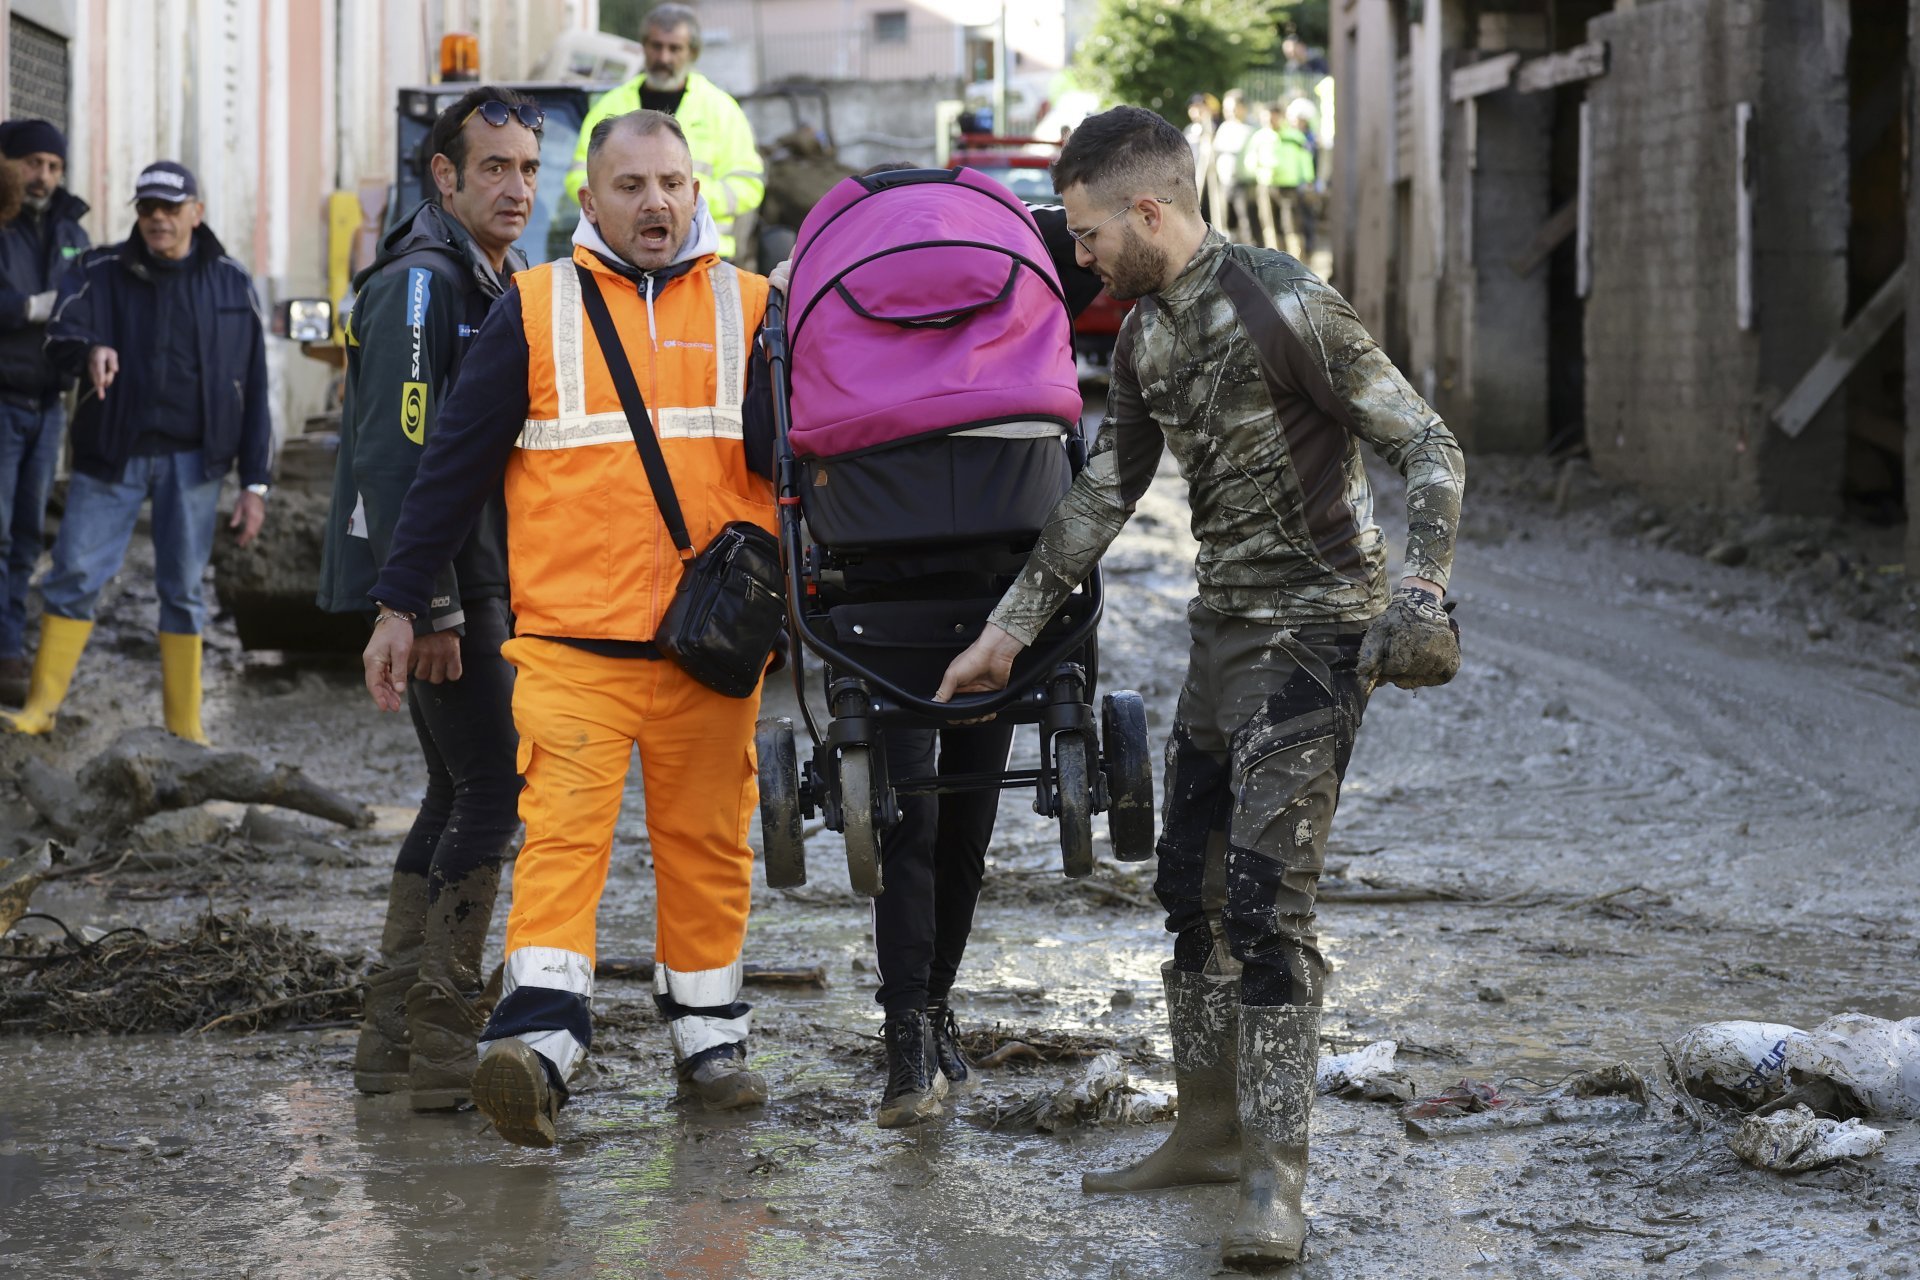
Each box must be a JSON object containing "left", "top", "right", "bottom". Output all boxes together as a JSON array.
[{"left": 5, "top": 447, "right": 1919, "bottom": 1277}]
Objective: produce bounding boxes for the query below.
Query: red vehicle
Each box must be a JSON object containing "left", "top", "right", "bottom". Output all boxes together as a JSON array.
[{"left": 951, "top": 134, "right": 1134, "bottom": 367}]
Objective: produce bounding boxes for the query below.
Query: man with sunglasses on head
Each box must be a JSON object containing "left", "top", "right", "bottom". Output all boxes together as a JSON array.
[
  {"left": 935, "top": 106, "right": 1466, "bottom": 1271},
  {"left": 318, "top": 86, "right": 543, "bottom": 1114},
  {"left": 5, "top": 161, "right": 269, "bottom": 743}
]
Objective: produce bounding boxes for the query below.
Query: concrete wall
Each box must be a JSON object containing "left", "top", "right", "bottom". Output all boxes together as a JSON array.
[
  {"left": 1584, "top": 0, "right": 1848, "bottom": 511},
  {"left": 741, "top": 76, "right": 959, "bottom": 169},
  {"left": 0, "top": 0, "right": 596, "bottom": 447},
  {"left": 1463, "top": 83, "right": 1552, "bottom": 452},
  {"left": 1909, "top": 0, "right": 1920, "bottom": 574}
]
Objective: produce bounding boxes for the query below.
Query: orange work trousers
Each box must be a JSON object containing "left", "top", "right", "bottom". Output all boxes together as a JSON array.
[{"left": 490, "top": 636, "right": 760, "bottom": 1073}]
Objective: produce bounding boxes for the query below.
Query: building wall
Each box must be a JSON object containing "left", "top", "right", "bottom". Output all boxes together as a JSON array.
[
  {"left": 2, "top": 0, "right": 594, "bottom": 444},
  {"left": 1584, "top": 0, "right": 1846, "bottom": 510}
]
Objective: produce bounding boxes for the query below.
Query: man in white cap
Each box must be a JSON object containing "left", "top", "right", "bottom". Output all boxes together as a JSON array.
[{"left": 3, "top": 161, "right": 272, "bottom": 742}]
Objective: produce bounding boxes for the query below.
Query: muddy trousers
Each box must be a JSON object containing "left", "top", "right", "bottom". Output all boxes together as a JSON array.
[
  {"left": 871, "top": 722, "right": 1016, "bottom": 1016},
  {"left": 393, "top": 597, "right": 520, "bottom": 920},
  {"left": 1155, "top": 603, "right": 1368, "bottom": 1007},
  {"left": 480, "top": 636, "right": 761, "bottom": 1083}
]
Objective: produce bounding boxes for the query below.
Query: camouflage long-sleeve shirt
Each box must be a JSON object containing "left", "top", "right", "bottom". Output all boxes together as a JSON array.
[{"left": 988, "top": 230, "right": 1465, "bottom": 645}]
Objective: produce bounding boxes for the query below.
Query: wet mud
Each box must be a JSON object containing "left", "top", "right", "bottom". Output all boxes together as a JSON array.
[{"left": 4, "top": 439, "right": 1919, "bottom": 1277}]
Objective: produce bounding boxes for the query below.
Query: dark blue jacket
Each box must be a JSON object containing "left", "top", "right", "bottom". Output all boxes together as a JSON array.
[
  {"left": 47, "top": 224, "right": 272, "bottom": 486},
  {"left": 0, "top": 188, "right": 90, "bottom": 401}
]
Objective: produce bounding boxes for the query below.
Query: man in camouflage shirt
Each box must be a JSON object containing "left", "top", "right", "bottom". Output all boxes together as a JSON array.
[{"left": 936, "top": 106, "right": 1465, "bottom": 1270}]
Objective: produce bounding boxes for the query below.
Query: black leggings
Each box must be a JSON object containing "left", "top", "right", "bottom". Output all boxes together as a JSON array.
[
  {"left": 871, "top": 721, "right": 1016, "bottom": 1015},
  {"left": 393, "top": 596, "right": 521, "bottom": 898}
]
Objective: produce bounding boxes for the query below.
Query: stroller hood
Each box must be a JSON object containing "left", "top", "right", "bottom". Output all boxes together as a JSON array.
[{"left": 785, "top": 167, "right": 1083, "bottom": 458}]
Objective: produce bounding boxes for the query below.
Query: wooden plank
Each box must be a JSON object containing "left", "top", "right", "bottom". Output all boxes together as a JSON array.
[
  {"left": 1509, "top": 200, "right": 1579, "bottom": 277},
  {"left": 1772, "top": 263, "right": 1908, "bottom": 438},
  {"left": 1449, "top": 51, "right": 1520, "bottom": 103},
  {"left": 1515, "top": 41, "right": 1609, "bottom": 93},
  {"left": 1576, "top": 102, "right": 1592, "bottom": 298}
]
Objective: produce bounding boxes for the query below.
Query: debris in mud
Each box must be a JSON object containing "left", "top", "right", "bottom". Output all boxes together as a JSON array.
[
  {"left": 1316, "top": 1040, "right": 1417, "bottom": 1102},
  {"left": 1667, "top": 1020, "right": 1800, "bottom": 1110},
  {"left": 0, "top": 909, "right": 361, "bottom": 1035},
  {"left": 1730, "top": 1105, "right": 1887, "bottom": 1173},
  {"left": 15, "top": 727, "right": 372, "bottom": 851},
  {"left": 595, "top": 955, "right": 828, "bottom": 988},
  {"left": 958, "top": 1023, "right": 1155, "bottom": 1068},
  {"left": 983, "top": 1051, "right": 1174, "bottom": 1133},
  {"left": 1402, "top": 1066, "right": 1649, "bottom": 1139},
  {"left": 0, "top": 839, "right": 65, "bottom": 936},
  {"left": 1669, "top": 1014, "right": 1920, "bottom": 1120}
]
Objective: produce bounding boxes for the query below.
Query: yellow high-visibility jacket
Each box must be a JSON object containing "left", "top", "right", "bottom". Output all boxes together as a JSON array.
[{"left": 567, "top": 71, "right": 765, "bottom": 262}]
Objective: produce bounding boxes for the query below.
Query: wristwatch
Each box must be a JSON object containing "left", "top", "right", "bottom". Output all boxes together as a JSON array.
[{"left": 244, "top": 483, "right": 271, "bottom": 499}]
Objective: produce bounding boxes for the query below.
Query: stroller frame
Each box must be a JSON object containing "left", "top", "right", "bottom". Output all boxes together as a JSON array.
[{"left": 753, "top": 290, "right": 1156, "bottom": 896}]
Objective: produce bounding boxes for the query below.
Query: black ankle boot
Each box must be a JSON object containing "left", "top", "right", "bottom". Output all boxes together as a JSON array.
[
  {"left": 928, "top": 1000, "right": 973, "bottom": 1091},
  {"left": 876, "top": 1008, "right": 947, "bottom": 1129}
]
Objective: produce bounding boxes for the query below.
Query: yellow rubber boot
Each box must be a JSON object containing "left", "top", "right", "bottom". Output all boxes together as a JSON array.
[
  {"left": 1, "top": 615, "right": 93, "bottom": 736},
  {"left": 158, "top": 631, "right": 210, "bottom": 745}
]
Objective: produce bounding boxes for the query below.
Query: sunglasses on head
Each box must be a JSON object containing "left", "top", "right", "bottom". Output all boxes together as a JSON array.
[{"left": 464, "top": 99, "right": 545, "bottom": 131}]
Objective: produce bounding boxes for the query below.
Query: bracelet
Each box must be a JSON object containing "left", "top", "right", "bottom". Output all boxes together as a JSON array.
[{"left": 374, "top": 604, "right": 417, "bottom": 626}]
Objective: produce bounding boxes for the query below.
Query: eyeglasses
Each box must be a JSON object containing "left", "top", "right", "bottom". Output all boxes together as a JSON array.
[
  {"left": 1067, "top": 197, "right": 1173, "bottom": 251},
  {"left": 463, "top": 99, "right": 545, "bottom": 131}
]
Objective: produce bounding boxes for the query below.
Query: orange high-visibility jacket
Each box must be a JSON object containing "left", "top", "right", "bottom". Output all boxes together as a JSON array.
[{"left": 507, "top": 245, "right": 773, "bottom": 641}]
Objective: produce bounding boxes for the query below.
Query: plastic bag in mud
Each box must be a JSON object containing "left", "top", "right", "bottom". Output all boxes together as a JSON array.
[
  {"left": 1730, "top": 1104, "right": 1886, "bottom": 1173},
  {"left": 1668, "top": 1021, "right": 1801, "bottom": 1109},
  {"left": 986, "top": 1051, "right": 1175, "bottom": 1133},
  {"left": 1317, "top": 1040, "right": 1416, "bottom": 1102},
  {"left": 1785, "top": 1014, "right": 1920, "bottom": 1120}
]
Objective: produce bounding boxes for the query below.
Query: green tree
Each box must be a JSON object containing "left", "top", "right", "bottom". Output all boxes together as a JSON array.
[{"left": 1075, "top": 0, "right": 1286, "bottom": 122}]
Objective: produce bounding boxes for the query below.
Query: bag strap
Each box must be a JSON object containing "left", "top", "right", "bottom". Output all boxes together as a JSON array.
[{"left": 574, "top": 262, "right": 694, "bottom": 556}]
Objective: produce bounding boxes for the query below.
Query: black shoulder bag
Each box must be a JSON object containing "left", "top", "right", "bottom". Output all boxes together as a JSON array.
[{"left": 574, "top": 264, "right": 785, "bottom": 698}]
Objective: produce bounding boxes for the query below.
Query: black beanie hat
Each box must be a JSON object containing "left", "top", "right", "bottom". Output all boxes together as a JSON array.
[{"left": 0, "top": 120, "right": 67, "bottom": 163}]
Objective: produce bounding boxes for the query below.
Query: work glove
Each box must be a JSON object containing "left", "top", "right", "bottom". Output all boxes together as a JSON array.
[
  {"left": 1357, "top": 585, "right": 1460, "bottom": 690},
  {"left": 26, "top": 290, "right": 56, "bottom": 323}
]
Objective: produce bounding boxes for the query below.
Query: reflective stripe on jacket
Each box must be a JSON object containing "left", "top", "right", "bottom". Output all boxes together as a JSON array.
[
  {"left": 566, "top": 71, "right": 765, "bottom": 260},
  {"left": 505, "top": 244, "right": 773, "bottom": 641}
]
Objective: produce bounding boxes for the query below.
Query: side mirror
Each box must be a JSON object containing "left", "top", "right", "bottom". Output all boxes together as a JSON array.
[{"left": 273, "top": 297, "right": 333, "bottom": 343}]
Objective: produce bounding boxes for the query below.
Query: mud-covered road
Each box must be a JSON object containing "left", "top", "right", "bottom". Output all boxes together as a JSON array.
[{"left": 4, "top": 431, "right": 1918, "bottom": 1278}]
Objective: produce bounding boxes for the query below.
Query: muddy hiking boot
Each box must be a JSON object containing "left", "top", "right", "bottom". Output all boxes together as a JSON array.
[
  {"left": 876, "top": 1008, "right": 948, "bottom": 1129},
  {"left": 352, "top": 871, "right": 431, "bottom": 1095},
  {"left": 1084, "top": 962, "right": 1241, "bottom": 1193},
  {"left": 676, "top": 1042, "right": 769, "bottom": 1111},
  {"left": 928, "top": 1000, "right": 973, "bottom": 1092},
  {"left": 1220, "top": 1004, "right": 1319, "bottom": 1271},
  {"left": 406, "top": 865, "right": 501, "bottom": 1111},
  {"left": 472, "top": 1038, "right": 564, "bottom": 1148}
]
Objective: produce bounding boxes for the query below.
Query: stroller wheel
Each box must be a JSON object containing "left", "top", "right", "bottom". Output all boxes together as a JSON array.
[
  {"left": 839, "top": 746, "right": 884, "bottom": 897},
  {"left": 756, "top": 717, "right": 807, "bottom": 888},
  {"left": 1054, "top": 731, "right": 1095, "bottom": 879},
  {"left": 1101, "top": 691, "right": 1156, "bottom": 861}
]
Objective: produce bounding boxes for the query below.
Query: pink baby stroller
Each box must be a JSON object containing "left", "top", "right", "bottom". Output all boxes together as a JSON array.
[{"left": 754, "top": 167, "right": 1154, "bottom": 896}]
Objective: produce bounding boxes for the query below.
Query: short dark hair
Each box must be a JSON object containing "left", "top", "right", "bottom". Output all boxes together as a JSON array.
[
  {"left": 1051, "top": 105, "right": 1199, "bottom": 213},
  {"left": 586, "top": 109, "right": 690, "bottom": 166},
  {"left": 858, "top": 162, "right": 916, "bottom": 177},
  {"left": 428, "top": 85, "right": 542, "bottom": 190}
]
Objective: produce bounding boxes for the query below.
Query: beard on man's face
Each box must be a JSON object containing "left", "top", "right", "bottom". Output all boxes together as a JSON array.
[{"left": 1098, "top": 225, "right": 1169, "bottom": 301}]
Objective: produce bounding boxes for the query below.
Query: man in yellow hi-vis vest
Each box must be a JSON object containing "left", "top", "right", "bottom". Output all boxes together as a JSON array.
[{"left": 567, "top": 3, "right": 763, "bottom": 263}]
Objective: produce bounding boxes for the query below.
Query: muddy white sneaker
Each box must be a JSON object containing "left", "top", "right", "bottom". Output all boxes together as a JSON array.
[
  {"left": 471, "top": 1039, "right": 561, "bottom": 1148},
  {"left": 676, "top": 1043, "right": 768, "bottom": 1111}
]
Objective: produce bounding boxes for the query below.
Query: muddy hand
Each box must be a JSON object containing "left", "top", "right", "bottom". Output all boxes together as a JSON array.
[
  {"left": 363, "top": 616, "right": 415, "bottom": 711},
  {"left": 1357, "top": 584, "right": 1460, "bottom": 690},
  {"left": 934, "top": 623, "right": 1023, "bottom": 705},
  {"left": 409, "top": 630, "right": 464, "bottom": 684},
  {"left": 229, "top": 491, "right": 266, "bottom": 548}
]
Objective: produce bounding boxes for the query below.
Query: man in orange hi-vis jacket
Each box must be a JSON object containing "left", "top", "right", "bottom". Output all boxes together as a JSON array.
[{"left": 360, "top": 109, "right": 777, "bottom": 1148}]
